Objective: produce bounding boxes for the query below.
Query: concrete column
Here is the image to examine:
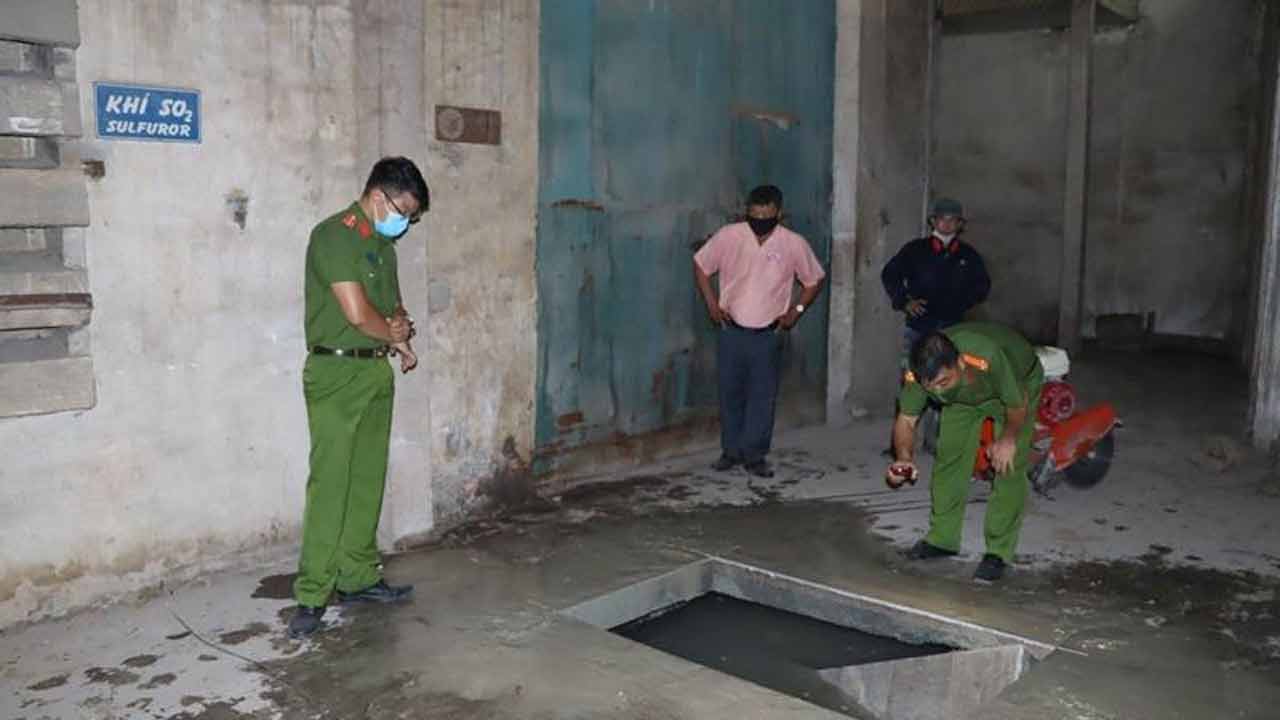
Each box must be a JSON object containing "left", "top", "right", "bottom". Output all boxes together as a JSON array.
[
  {"left": 1253, "top": 212, "right": 1280, "bottom": 450},
  {"left": 1250, "top": 9, "right": 1280, "bottom": 451},
  {"left": 353, "top": 0, "right": 434, "bottom": 546},
  {"left": 837, "top": 0, "right": 933, "bottom": 420},
  {"left": 420, "top": 1, "right": 540, "bottom": 529},
  {"left": 826, "top": 0, "right": 862, "bottom": 423},
  {"left": 1058, "top": 0, "right": 1095, "bottom": 354}
]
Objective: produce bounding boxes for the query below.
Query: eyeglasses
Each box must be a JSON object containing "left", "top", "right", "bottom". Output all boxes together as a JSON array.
[{"left": 383, "top": 190, "right": 422, "bottom": 224}]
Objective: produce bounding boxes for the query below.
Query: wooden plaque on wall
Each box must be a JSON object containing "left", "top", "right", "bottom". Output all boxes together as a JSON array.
[{"left": 434, "top": 105, "right": 501, "bottom": 146}]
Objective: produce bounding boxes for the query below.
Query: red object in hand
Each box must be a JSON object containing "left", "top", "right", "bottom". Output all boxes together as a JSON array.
[{"left": 886, "top": 463, "right": 917, "bottom": 489}]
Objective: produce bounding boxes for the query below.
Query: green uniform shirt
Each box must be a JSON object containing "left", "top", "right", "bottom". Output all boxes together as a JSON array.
[
  {"left": 899, "top": 322, "right": 1041, "bottom": 416},
  {"left": 304, "top": 202, "right": 401, "bottom": 350}
]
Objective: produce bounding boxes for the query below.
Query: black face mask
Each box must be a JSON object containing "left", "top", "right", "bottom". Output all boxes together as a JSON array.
[{"left": 747, "top": 216, "right": 779, "bottom": 237}]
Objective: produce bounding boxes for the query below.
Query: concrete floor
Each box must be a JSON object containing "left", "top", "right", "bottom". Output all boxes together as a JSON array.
[{"left": 4, "top": 349, "right": 1280, "bottom": 719}]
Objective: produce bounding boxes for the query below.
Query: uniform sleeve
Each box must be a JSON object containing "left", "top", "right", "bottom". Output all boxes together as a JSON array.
[
  {"left": 881, "top": 245, "right": 910, "bottom": 310},
  {"left": 309, "top": 224, "right": 361, "bottom": 285},
  {"left": 898, "top": 378, "right": 928, "bottom": 417},
  {"left": 992, "top": 349, "right": 1028, "bottom": 409},
  {"left": 694, "top": 227, "right": 729, "bottom": 275},
  {"left": 388, "top": 249, "right": 402, "bottom": 306},
  {"left": 792, "top": 235, "right": 826, "bottom": 287}
]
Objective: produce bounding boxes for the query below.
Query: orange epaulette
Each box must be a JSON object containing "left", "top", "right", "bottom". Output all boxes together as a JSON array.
[{"left": 961, "top": 353, "right": 989, "bottom": 371}]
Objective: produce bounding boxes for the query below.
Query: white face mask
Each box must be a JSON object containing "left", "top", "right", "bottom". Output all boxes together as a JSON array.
[{"left": 932, "top": 230, "right": 956, "bottom": 244}]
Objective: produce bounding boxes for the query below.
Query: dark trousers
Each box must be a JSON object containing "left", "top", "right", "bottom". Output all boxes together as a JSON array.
[{"left": 717, "top": 325, "right": 782, "bottom": 464}]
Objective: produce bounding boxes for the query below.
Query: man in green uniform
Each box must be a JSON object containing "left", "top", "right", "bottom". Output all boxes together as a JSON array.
[
  {"left": 886, "top": 322, "right": 1043, "bottom": 583},
  {"left": 288, "top": 157, "right": 429, "bottom": 637}
]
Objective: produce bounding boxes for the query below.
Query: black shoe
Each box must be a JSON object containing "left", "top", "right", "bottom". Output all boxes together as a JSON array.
[
  {"left": 974, "top": 554, "right": 1007, "bottom": 583},
  {"left": 335, "top": 580, "right": 414, "bottom": 604},
  {"left": 287, "top": 605, "right": 326, "bottom": 638},
  {"left": 905, "top": 540, "right": 958, "bottom": 561},
  {"left": 711, "top": 454, "right": 739, "bottom": 472},
  {"left": 744, "top": 460, "right": 774, "bottom": 479}
]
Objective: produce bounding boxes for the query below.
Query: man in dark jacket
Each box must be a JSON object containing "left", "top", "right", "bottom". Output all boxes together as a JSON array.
[
  {"left": 882, "top": 197, "right": 990, "bottom": 338},
  {"left": 881, "top": 198, "right": 990, "bottom": 453}
]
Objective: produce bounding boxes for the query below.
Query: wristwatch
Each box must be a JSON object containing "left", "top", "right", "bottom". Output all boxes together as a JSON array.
[{"left": 795, "top": 304, "right": 806, "bottom": 314}]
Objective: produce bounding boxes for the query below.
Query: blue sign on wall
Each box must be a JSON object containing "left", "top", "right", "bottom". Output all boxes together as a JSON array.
[{"left": 93, "top": 82, "right": 201, "bottom": 143}]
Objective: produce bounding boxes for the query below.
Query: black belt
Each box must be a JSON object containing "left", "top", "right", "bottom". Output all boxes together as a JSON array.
[
  {"left": 726, "top": 318, "right": 779, "bottom": 333},
  {"left": 311, "top": 345, "right": 390, "bottom": 359}
]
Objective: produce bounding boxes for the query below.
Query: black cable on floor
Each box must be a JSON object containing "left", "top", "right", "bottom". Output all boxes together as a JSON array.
[{"left": 163, "top": 584, "right": 323, "bottom": 713}]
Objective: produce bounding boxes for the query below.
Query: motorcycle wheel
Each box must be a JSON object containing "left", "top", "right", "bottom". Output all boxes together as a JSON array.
[{"left": 1062, "top": 431, "right": 1116, "bottom": 489}]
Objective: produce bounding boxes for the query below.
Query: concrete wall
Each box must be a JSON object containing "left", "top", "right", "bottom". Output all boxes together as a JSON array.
[
  {"left": 835, "top": 0, "right": 933, "bottom": 419},
  {"left": 933, "top": 0, "right": 1262, "bottom": 344},
  {"left": 1087, "top": 0, "right": 1259, "bottom": 343},
  {"left": 0, "top": 0, "right": 539, "bottom": 628},
  {"left": 934, "top": 30, "right": 1067, "bottom": 342}
]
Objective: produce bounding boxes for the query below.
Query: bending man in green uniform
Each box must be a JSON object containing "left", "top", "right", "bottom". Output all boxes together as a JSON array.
[
  {"left": 886, "top": 322, "right": 1043, "bottom": 583},
  {"left": 289, "top": 157, "right": 429, "bottom": 637}
]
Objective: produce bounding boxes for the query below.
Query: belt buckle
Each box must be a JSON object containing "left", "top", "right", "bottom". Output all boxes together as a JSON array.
[{"left": 334, "top": 348, "right": 346, "bottom": 357}]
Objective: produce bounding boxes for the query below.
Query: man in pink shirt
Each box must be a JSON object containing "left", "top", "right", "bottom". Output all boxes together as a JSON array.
[{"left": 694, "top": 185, "right": 826, "bottom": 478}]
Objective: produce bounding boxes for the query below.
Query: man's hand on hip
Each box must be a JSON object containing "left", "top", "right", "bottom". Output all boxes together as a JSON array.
[
  {"left": 777, "top": 306, "right": 801, "bottom": 330},
  {"left": 905, "top": 298, "right": 928, "bottom": 318},
  {"left": 707, "top": 304, "right": 727, "bottom": 326}
]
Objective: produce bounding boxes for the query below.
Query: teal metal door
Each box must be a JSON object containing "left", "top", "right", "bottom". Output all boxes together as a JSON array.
[{"left": 536, "top": 0, "right": 835, "bottom": 471}]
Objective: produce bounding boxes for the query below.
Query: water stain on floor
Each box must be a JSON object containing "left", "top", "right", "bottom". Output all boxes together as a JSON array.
[
  {"left": 251, "top": 573, "right": 296, "bottom": 600},
  {"left": 122, "top": 653, "right": 160, "bottom": 668},
  {"left": 139, "top": 672, "right": 178, "bottom": 689},
  {"left": 557, "top": 475, "right": 669, "bottom": 504},
  {"left": 218, "top": 621, "right": 271, "bottom": 645},
  {"left": 747, "top": 484, "right": 782, "bottom": 502},
  {"left": 164, "top": 699, "right": 255, "bottom": 719},
  {"left": 26, "top": 673, "right": 69, "bottom": 691},
  {"left": 666, "top": 484, "right": 697, "bottom": 500},
  {"left": 83, "top": 666, "right": 140, "bottom": 686}
]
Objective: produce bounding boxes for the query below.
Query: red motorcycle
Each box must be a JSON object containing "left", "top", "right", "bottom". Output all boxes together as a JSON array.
[{"left": 973, "top": 347, "right": 1118, "bottom": 496}]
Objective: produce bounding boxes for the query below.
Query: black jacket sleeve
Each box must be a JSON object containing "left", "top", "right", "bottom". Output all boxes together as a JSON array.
[
  {"left": 881, "top": 245, "right": 911, "bottom": 310},
  {"left": 963, "top": 246, "right": 991, "bottom": 311}
]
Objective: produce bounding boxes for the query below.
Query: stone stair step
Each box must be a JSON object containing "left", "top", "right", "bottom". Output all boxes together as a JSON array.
[
  {"left": 0, "top": 168, "right": 89, "bottom": 226},
  {"left": 0, "top": 355, "right": 95, "bottom": 417},
  {"left": 0, "top": 292, "right": 91, "bottom": 330}
]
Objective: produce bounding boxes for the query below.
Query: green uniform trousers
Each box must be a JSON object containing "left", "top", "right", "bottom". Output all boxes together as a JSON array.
[
  {"left": 925, "top": 383, "right": 1043, "bottom": 563},
  {"left": 293, "top": 355, "right": 394, "bottom": 607}
]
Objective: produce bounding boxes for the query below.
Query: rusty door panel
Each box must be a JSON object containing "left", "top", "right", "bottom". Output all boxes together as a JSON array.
[{"left": 536, "top": 0, "right": 835, "bottom": 473}]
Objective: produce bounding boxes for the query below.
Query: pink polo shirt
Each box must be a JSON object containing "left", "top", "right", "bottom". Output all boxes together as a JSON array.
[{"left": 694, "top": 222, "right": 826, "bottom": 329}]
